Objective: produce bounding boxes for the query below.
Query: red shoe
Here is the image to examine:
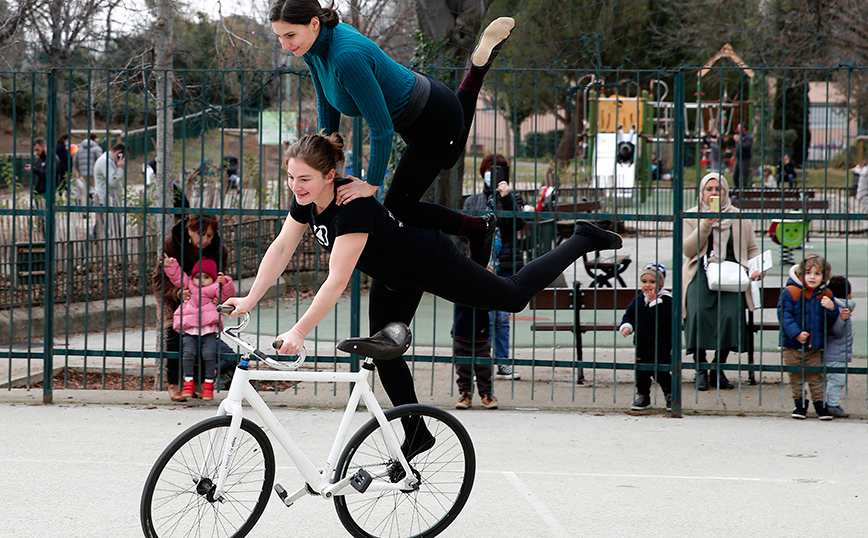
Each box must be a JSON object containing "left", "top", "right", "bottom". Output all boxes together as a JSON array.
[
  {"left": 181, "top": 380, "right": 195, "bottom": 398},
  {"left": 202, "top": 381, "right": 215, "bottom": 401}
]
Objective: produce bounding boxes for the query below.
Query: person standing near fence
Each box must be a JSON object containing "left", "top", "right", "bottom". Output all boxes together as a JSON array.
[
  {"left": 777, "top": 255, "right": 838, "bottom": 420},
  {"left": 682, "top": 173, "right": 761, "bottom": 392},
  {"left": 620, "top": 264, "right": 672, "bottom": 412},
  {"left": 269, "top": 0, "right": 515, "bottom": 264},
  {"left": 162, "top": 255, "right": 236, "bottom": 401},
  {"left": 825, "top": 276, "right": 854, "bottom": 418},
  {"left": 23, "top": 138, "right": 57, "bottom": 197},
  {"left": 731, "top": 123, "right": 752, "bottom": 189},
  {"left": 73, "top": 134, "right": 103, "bottom": 191},
  {"left": 452, "top": 303, "right": 498, "bottom": 410},
  {"left": 462, "top": 153, "right": 525, "bottom": 381},
  {"left": 91, "top": 143, "right": 126, "bottom": 239},
  {"left": 55, "top": 134, "right": 70, "bottom": 186},
  {"left": 152, "top": 214, "right": 231, "bottom": 402}
]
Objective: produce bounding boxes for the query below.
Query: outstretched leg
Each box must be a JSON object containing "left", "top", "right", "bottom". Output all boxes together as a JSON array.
[
  {"left": 425, "top": 220, "right": 623, "bottom": 313},
  {"left": 386, "top": 18, "right": 515, "bottom": 265},
  {"left": 443, "top": 17, "right": 516, "bottom": 170}
]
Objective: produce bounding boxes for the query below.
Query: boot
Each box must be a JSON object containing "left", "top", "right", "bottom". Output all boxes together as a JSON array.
[
  {"left": 167, "top": 383, "right": 187, "bottom": 402},
  {"left": 709, "top": 369, "right": 734, "bottom": 390},
  {"left": 792, "top": 398, "right": 807, "bottom": 419},
  {"left": 695, "top": 370, "right": 709, "bottom": 391},
  {"left": 814, "top": 401, "right": 833, "bottom": 421}
]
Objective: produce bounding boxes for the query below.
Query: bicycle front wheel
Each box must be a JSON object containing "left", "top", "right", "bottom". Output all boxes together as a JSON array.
[
  {"left": 141, "top": 415, "right": 275, "bottom": 538},
  {"left": 333, "top": 404, "right": 475, "bottom": 538}
]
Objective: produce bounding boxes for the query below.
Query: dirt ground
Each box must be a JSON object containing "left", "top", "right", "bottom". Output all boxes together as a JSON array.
[{"left": 32, "top": 369, "right": 299, "bottom": 393}]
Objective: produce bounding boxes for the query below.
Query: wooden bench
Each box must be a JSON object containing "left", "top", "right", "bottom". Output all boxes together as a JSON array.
[
  {"left": 531, "top": 285, "right": 785, "bottom": 385},
  {"left": 730, "top": 189, "right": 827, "bottom": 211}
]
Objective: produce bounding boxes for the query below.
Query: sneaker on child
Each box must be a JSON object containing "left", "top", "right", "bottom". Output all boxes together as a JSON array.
[
  {"left": 481, "top": 394, "right": 498, "bottom": 409},
  {"left": 631, "top": 394, "right": 651, "bottom": 411},
  {"left": 826, "top": 405, "right": 849, "bottom": 418},
  {"left": 455, "top": 392, "right": 472, "bottom": 409},
  {"left": 495, "top": 364, "right": 521, "bottom": 380}
]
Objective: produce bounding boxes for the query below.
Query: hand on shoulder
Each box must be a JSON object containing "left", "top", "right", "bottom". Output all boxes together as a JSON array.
[{"left": 336, "top": 176, "right": 378, "bottom": 205}]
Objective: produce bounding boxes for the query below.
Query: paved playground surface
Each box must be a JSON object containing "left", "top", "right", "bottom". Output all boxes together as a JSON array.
[{"left": 2, "top": 403, "right": 867, "bottom": 537}]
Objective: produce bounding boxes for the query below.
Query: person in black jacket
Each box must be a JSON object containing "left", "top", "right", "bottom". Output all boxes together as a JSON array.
[
  {"left": 777, "top": 153, "right": 797, "bottom": 188},
  {"left": 23, "top": 138, "right": 59, "bottom": 196},
  {"left": 619, "top": 264, "right": 673, "bottom": 412},
  {"left": 463, "top": 154, "right": 526, "bottom": 380},
  {"left": 55, "top": 134, "right": 70, "bottom": 184}
]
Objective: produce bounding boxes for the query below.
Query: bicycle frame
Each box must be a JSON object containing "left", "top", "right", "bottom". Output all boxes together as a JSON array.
[{"left": 209, "top": 320, "right": 415, "bottom": 504}]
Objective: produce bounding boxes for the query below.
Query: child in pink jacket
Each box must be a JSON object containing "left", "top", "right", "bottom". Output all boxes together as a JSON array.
[{"left": 163, "top": 254, "right": 236, "bottom": 400}]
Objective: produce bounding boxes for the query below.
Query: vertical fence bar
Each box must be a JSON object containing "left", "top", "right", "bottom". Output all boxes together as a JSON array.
[
  {"left": 349, "top": 116, "right": 363, "bottom": 372},
  {"left": 43, "top": 70, "right": 58, "bottom": 404},
  {"left": 670, "top": 70, "right": 685, "bottom": 417}
]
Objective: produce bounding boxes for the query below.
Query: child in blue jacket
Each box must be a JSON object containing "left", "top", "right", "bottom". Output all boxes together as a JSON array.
[
  {"left": 620, "top": 264, "right": 673, "bottom": 412},
  {"left": 777, "top": 255, "right": 839, "bottom": 420}
]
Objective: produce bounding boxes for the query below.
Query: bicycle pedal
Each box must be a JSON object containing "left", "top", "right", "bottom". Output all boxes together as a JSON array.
[
  {"left": 350, "top": 469, "right": 373, "bottom": 493},
  {"left": 274, "top": 484, "right": 293, "bottom": 507}
]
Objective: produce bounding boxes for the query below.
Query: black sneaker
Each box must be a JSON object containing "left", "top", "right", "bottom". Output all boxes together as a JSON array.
[
  {"left": 665, "top": 393, "right": 672, "bottom": 412},
  {"left": 470, "top": 17, "right": 515, "bottom": 68},
  {"left": 495, "top": 364, "right": 521, "bottom": 380},
  {"left": 401, "top": 431, "right": 436, "bottom": 461},
  {"left": 792, "top": 398, "right": 807, "bottom": 419},
  {"left": 573, "top": 220, "right": 622, "bottom": 250},
  {"left": 631, "top": 394, "right": 651, "bottom": 411},
  {"left": 814, "top": 401, "right": 833, "bottom": 421}
]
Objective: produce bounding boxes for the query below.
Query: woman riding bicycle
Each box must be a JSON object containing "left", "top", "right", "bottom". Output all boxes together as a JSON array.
[{"left": 223, "top": 132, "right": 621, "bottom": 417}]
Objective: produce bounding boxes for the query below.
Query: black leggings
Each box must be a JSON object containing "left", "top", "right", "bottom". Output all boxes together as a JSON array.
[
  {"left": 383, "top": 76, "right": 478, "bottom": 236},
  {"left": 371, "top": 231, "right": 596, "bottom": 407}
]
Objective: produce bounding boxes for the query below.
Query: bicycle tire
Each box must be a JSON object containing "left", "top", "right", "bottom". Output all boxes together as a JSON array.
[
  {"left": 333, "top": 404, "right": 475, "bottom": 538},
  {"left": 140, "top": 415, "right": 275, "bottom": 538}
]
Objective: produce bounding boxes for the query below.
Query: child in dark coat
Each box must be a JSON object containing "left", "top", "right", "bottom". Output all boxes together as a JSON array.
[
  {"left": 777, "top": 255, "right": 839, "bottom": 420},
  {"left": 620, "top": 264, "right": 673, "bottom": 411}
]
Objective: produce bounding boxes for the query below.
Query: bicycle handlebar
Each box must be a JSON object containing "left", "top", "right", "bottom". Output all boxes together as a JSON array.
[{"left": 218, "top": 304, "right": 306, "bottom": 371}]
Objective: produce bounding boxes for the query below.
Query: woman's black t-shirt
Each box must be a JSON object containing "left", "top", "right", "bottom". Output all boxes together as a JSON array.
[{"left": 288, "top": 179, "right": 442, "bottom": 290}]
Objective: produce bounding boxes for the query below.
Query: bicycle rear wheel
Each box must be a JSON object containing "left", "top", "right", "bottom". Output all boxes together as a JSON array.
[
  {"left": 141, "top": 415, "right": 275, "bottom": 538},
  {"left": 333, "top": 404, "right": 475, "bottom": 538}
]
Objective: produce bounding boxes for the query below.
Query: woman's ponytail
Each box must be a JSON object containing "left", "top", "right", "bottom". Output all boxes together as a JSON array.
[{"left": 284, "top": 131, "right": 345, "bottom": 175}]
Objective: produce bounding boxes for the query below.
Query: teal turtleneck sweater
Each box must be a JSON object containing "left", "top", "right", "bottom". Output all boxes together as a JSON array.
[{"left": 303, "top": 23, "right": 415, "bottom": 187}]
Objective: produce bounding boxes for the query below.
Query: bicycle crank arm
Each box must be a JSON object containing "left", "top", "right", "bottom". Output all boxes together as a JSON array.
[{"left": 274, "top": 483, "right": 309, "bottom": 507}]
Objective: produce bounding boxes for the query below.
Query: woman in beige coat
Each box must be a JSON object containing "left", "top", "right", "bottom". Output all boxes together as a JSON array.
[{"left": 683, "top": 173, "right": 761, "bottom": 391}]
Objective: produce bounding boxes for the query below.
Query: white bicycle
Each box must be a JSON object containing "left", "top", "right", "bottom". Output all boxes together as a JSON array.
[{"left": 140, "top": 308, "right": 476, "bottom": 538}]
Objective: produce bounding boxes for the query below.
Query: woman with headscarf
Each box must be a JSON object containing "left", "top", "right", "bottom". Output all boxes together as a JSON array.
[{"left": 682, "top": 173, "right": 761, "bottom": 391}]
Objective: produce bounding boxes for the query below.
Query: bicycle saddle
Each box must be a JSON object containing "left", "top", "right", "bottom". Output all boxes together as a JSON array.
[{"left": 336, "top": 322, "right": 412, "bottom": 360}]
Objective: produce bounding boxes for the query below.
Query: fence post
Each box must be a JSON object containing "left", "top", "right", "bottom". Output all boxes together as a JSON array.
[
  {"left": 670, "top": 70, "right": 685, "bottom": 418},
  {"left": 43, "top": 69, "right": 58, "bottom": 405},
  {"left": 348, "top": 117, "right": 364, "bottom": 371}
]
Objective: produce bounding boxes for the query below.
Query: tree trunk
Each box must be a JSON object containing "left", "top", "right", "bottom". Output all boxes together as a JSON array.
[{"left": 153, "top": 0, "right": 175, "bottom": 238}]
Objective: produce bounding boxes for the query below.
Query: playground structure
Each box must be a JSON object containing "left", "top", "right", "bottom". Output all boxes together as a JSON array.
[{"left": 579, "top": 45, "right": 758, "bottom": 208}]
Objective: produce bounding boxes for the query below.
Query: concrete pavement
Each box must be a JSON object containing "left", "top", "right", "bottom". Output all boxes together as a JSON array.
[{"left": 1, "top": 403, "right": 866, "bottom": 537}]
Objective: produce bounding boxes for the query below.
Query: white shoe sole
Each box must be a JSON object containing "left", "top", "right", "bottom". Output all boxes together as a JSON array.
[{"left": 471, "top": 17, "right": 515, "bottom": 67}]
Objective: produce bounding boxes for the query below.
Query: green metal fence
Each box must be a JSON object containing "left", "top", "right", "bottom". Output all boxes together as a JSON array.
[{"left": 2, "top": 66, "right": 867, "bottom": 417}]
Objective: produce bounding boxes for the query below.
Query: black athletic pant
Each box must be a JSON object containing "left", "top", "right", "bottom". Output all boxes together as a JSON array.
[
  {"left": 383, "top": 76, "right": 478, "bottom": 236},
  {"left": 636, "top": 352, "right": 672, "bottom": 397},
  {"left": 371, "top": 231, "right": 597, "bottom": 407}
]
